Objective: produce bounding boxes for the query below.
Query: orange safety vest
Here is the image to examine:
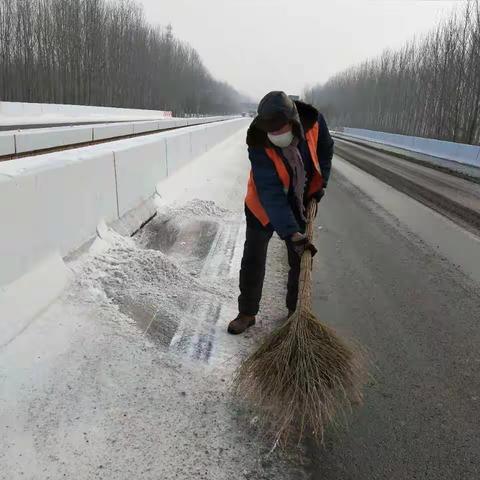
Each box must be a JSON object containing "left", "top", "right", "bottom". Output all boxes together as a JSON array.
[{"left": 245, "top": 122, "right": 323, "bottom": 226}]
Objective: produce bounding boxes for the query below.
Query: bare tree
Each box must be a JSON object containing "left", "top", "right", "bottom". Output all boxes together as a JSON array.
[
  {"left": 305, "top": 1, "right": 480, "bottom": 145},
  {"left": 0, "top": 0, "right": 244, "bottom": 114}
]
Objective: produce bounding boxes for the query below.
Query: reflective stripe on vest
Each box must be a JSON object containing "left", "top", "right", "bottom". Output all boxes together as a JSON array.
[
  {"left": 245, "top": 122, "right": 323, "bottom": 227},
  {"left": 305, "top": 122, "right": 323, "bottom": 196}
]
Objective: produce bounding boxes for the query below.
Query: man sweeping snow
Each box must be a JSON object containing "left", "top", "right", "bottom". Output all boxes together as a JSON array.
[{"left": 228, "top": 91, "right": 334, "bottom": 334}]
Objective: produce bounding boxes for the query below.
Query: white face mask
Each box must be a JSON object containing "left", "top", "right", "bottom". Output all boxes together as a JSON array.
[{"left": 268, "top": 130, "right": 294, "bottom": 148}]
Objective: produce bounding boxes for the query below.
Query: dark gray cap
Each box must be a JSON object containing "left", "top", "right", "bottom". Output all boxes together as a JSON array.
[{"left": 256, "top": 91, "right": 300, "bottom": 132}]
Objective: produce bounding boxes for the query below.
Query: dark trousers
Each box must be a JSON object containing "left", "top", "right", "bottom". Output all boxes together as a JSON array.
[{"left": 238, "top": 225, "right": 301, "bottom": 316}]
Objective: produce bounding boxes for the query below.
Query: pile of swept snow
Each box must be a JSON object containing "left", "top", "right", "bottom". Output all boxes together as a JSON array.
[
  {"left": 70, "top": 199, "right": 235, "bottom": 348},
  {"left": 155, "top": 199, "right": 229, "bottom": 219}
]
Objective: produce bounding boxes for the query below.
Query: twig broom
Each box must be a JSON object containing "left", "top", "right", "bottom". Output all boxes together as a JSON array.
[{"left": 233, "top": 200, "right": 365, "bottom": 446}]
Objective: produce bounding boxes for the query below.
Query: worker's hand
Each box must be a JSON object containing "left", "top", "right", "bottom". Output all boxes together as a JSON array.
[
  {"left": 289, "top": 232, "right": 318, "bottom": 257},
  {"left": 313, "top": 188, "right": 325, "bottom": 203},
  {"left": 310, "top": 189, "right": 325, "bottom": 217}
]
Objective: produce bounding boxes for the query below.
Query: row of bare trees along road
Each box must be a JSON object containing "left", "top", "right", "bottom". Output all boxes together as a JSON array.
[
  {"left": 305, "top": 1, "right": 480, "bottom": 145},
  {"left": 0, "top": 0, "right": 244, "bottom": 115}
]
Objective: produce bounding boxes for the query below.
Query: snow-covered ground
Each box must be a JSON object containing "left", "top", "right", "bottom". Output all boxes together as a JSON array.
[
  {"left": 0, "top": 129, "right": 309, "bottom": 479},
  {"left": 4, "top": 121, "right": 480, "bottom": 480}
]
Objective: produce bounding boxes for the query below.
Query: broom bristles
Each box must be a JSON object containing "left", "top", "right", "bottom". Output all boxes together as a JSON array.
[
  {"left": 233, "top": 200, "right": 366, "bottom": 446},
  {"left": 233, "top": 305, "right": 366, "bottom": 447}
]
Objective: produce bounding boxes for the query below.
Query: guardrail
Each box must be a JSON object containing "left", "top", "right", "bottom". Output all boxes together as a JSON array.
[
  {"left": 0, "top": 117, "right": 249, "bottom": 344},
  {"left": 0, "top": 116, "right": 233, "bottom": 158},
  {"left": 338, "top": 127, "right": 480, "bottom": 168},
  {"left": 0, "top": 101, "right": 173, "bottom": 124}
]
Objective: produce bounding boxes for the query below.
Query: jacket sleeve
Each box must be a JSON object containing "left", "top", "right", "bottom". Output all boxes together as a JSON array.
[
  {"left": 317, "top": 113, "right": 334, "bottom": 187},
  {"left": 248, "top": 147, "right": 300, "bottom": 239}
]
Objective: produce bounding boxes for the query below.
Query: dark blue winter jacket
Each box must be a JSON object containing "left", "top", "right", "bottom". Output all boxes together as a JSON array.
[{"left": 246, "top": 102, "right": 334, "bottom": 239}]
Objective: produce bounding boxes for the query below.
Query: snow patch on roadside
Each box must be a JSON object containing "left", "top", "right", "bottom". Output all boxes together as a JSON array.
[
  {"left": 0, "top": 132, "right": 312, "bottom": 479},
  {"left": 155, "top": 198, "right": 230, "bottom": 219},
  {"left": 70, "top": 217, "right": 233, "bottom": 352}
]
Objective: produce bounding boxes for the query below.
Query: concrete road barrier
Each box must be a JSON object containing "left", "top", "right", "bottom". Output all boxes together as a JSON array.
[
  {"left": 157, "top": 119, "right": 182, "bottom": 130},
  {"left": 1, "top": 116, "right": 237, "bottom": 157},
  {"left": 0, "top": 148, "right": 118, "bottom": 289},
  {"left": 93, "top": 122, "right": 135, "bottom": 141},
  {"left": 113, "top": 137, "right": 168, "bottom": 217},
  {"left": 15, "top": 125, "right": 93, "bottom": 153},
  {"left": 0, "top": 117, "right": 249, "bottom": 291},
  {"left": 0, "top": 132, "right": 15, "bottom": 156},
  {"left": 164, "top": 129, "right": 193, "bottom": 175},
  {"left": 0, "top": 115, "right": 248, "bottom": 342},
  {"left": 0, "top": 101, "right": 172, "bottom": 125},
  {"left": 342, "top": 127, "right": 480, "bottom": 167},
  {"left": 132, "top": 121, "right": 161, "bottom": 134},
  {"left": 189, "top": 126, "right": 208, "bottom": 159},
  {"left": 0, "top": 148, "right": 118, "bottom": 344}
]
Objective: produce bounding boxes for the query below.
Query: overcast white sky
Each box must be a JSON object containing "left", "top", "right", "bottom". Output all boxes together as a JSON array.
[{"left": 134, "top": 0, "right": 463, "bottom": 100}]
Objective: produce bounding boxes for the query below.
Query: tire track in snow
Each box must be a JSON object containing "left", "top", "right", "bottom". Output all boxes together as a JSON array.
[{"left": 169, "top": 218, "right": 245, "bottom": 364}]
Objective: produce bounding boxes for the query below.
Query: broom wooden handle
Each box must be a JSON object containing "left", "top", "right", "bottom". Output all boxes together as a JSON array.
[
  {"left": 296, "top": 200, "right": 317, "bottom": 311},
  {"left": 304, "top": 199, "right": 317, "bottom": 242}
]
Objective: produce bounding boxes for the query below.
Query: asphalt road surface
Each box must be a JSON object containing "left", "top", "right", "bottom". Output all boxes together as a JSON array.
[
  {"left": 307, "top": 158, "right": 480, "bottom": 479},
  {"left": 334, "top": 137, "right": 480, "bottom": 235}
]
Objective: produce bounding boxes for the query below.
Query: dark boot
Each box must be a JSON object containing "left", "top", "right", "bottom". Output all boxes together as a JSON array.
[{"left": 228, "top": 314, "right": 256, "bottom": 335}]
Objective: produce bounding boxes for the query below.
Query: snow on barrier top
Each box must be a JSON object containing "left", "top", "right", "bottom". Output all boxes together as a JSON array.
[
  {"left": 0, "top": 117, "right": 250, "bottom": 344},
  {"left": 340, "top": 127, "right": 480, "bottom": 168},
  {"left": 0, "top": 101, "right": 172, "bottom": 127}
]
